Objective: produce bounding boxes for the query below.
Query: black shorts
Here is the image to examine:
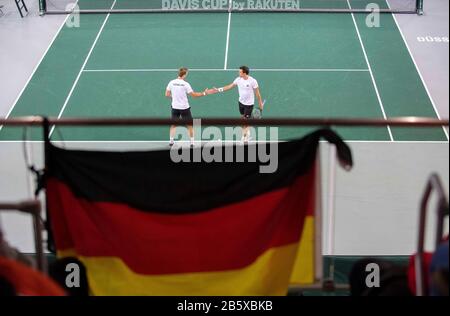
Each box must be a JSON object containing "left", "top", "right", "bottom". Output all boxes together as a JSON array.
[
  {"left": 239, "top": 102, "right": 254, "bottom": 119},
  {"left": 171, "top": 108, "right": 193, "bottom": 121}
]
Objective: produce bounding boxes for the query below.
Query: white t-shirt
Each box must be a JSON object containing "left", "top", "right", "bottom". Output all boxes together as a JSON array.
[
  {"left": 233, "top": 76, "right": 259, "bottom": 106},
  {"left": 166, "top": 78, "right": 194, "bottom": 110}
]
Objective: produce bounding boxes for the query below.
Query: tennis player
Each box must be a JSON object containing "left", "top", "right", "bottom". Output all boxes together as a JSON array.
[
  {"left": 165, "top": 67, "right": 209, "bottom": 147},
  {"left": 212, "top": 66, "right": 264, "bottom": 142}
]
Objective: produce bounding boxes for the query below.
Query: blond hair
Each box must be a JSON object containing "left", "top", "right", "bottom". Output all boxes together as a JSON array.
[{"left": 178, "top": 67, "right": 188, "bottom": 78}]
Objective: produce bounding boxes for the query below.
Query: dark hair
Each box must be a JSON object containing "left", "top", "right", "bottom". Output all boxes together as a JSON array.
[
  {"left": 48, "top": 257, "right": 89, "bottom": 296},
  {"left": 349, "top": 258, "right": 412, "bottom": 296},
  {"left": 0, "top": 276, "right": 16, "bottom": 296},
  {"left": 239, "top": 66, "right": 250, "bottom": 75}
]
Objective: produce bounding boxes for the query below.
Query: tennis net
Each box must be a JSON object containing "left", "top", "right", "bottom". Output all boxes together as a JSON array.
[{"left": 39, "top": 0, "right": 424, "bottom": 15}]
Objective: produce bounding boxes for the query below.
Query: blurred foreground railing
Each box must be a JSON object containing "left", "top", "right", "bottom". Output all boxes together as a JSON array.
[
  {"left": 415, "top": 174, "right": 449, "bottom": 296},
  {"left": 0, "top": 200, "right": 47, "bottom": 273}
]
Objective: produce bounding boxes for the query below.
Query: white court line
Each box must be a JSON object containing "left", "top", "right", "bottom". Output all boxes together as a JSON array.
[
  {"left": 386, "top": 0, "right": 449, "bottom": 141},
  {"left": 0, "top": 12, "right": 72, "bottom": 133},
  {"left": 49, "top": 0, "right": 117, "bottom": 137},
  {"left": 224, "top": 1, "right": 232, "bottom": 70},
  {"left": 82, "top": 68, "right": 370, "bottom": 72},
  {"left": 347, "top": 0, "right": 394, "bottom": 142}
]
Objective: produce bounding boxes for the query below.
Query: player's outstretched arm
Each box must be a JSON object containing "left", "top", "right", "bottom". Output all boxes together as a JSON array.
[
  {"left": 212, "top": 83, "right": 236, "bottom": 94},
  {"left": 189, "top": 89, "right": 209, "bottom": 98}
]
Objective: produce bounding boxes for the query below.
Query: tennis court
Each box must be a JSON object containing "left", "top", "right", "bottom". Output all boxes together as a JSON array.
[{"left": 0, "top": 0, "right": 447, "bottom": 142}]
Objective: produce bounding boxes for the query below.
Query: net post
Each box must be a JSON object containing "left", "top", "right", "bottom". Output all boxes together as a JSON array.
[
  {"left": 39, "top": 0, "right": 46, "bottom": 15},
  {"left": 416, "top": 0, "right": 424, "bottom": 15}
]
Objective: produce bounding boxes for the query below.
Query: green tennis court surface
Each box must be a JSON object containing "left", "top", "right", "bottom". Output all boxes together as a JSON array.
[{"left": 0, "top": 0, "right": 447, "bottom": 141}]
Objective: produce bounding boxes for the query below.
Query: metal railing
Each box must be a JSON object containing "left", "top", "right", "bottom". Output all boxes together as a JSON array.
[
  {"left": 0, "top": 200, "right": 47, "bottom": 273},
  {"left": 0, "top": 116, "right": 448, "bottom": 127},
  {"left": 415, "top": 174, "right": 449, "bottom": 296}
]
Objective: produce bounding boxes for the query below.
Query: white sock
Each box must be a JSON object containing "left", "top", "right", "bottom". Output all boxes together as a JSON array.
[{"left": 190, "top": 137, "right": 194, "bottom": 144}]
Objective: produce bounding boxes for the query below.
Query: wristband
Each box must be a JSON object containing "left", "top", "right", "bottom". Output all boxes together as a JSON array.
[{"left": 218, "top": 87, "right": 224, "bottom": 93}]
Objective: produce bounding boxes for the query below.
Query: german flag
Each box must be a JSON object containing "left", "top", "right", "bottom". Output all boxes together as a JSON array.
[{"left": 45, "top": 129, "right": 351, "bottom": 296}]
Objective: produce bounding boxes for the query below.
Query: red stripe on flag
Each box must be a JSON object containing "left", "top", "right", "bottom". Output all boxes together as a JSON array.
[{"left": 47, "top": 168, "right": 315, "bottom": 275}]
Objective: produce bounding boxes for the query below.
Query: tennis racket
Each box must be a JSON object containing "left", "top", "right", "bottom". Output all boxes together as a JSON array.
[{"left": 252, "top": 100, "right": 266, "bottom": 119}]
